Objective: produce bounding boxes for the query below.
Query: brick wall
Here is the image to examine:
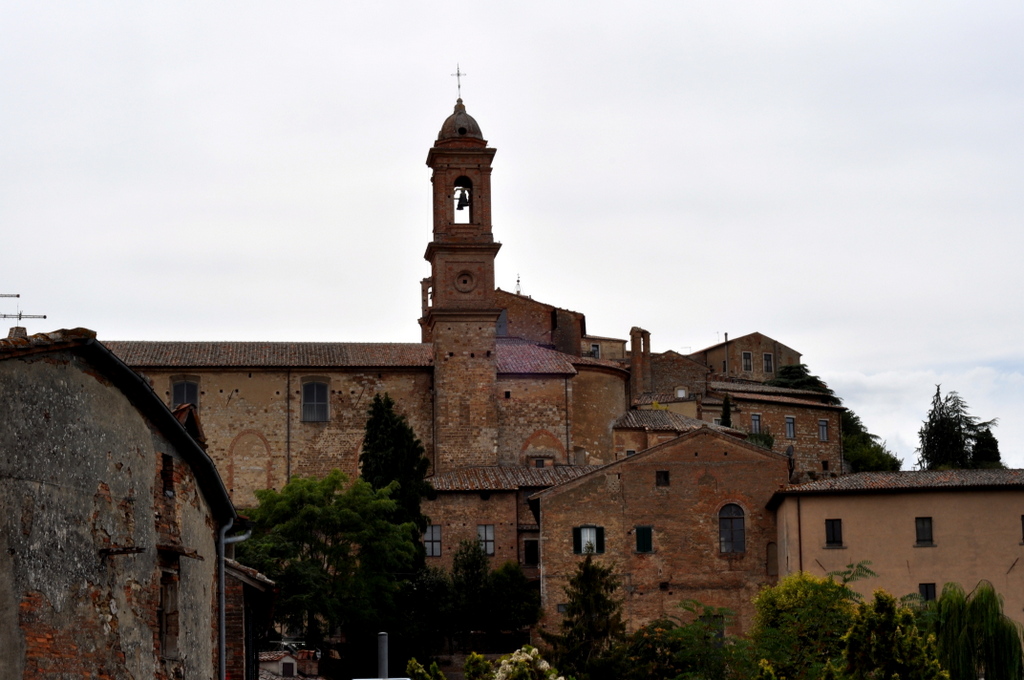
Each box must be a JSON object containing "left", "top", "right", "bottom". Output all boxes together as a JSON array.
[
  {"left": 138, "top": 367, "right": 434, "bottom": 507},
  {"left": 496, "top": 376, "right": 570, "bottom": 466},
  {"left": 422, "top": 491, "right": 520, "bottom": 570},
  {"left": 538, "top": 430, "right": 789, "bottom": 635},
  {"left": 495, "top": 290, "right": 584, "bottom": 356},
  {"left": 569, "top": 367, "right": 628, "bottom": 466},
  {"left": 648, "top": 351, "right": 711, "bottom": 397}
]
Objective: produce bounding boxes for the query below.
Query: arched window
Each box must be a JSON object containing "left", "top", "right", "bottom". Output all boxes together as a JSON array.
[
  {"left": 719, "top": 503, "right": 745, "bottom": 554},
  {"left": 453, "top": 176, "right": 472, "bottom": 224},
  {"left": 301, "top": 381, "right": 329, "bottom": 422},
  {"left": 171, "top": 380, "right": 199, "bottom": 409}
]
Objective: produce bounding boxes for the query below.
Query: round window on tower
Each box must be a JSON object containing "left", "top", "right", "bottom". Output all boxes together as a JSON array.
[{"left": 454, "top": 271, "right": 476, "bottom": 293}]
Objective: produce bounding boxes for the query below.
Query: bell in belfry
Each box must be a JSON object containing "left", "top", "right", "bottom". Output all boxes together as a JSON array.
[{"left": 455, "top": 188, "right": 470, "bottom": 210}]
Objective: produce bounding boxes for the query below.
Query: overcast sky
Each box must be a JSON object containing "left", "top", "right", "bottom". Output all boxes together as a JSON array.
[{"left": 3, "top": 1, "right": 1022, "bottom": 468}]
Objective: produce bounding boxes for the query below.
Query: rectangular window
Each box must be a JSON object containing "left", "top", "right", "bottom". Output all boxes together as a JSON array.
[
  {"left": 636, "top": 526, "right": 653, "bottom": 553},
  {"left": 159, "top": 568, "right": 180, "bottom": 659},
  {"left": 675, "top": 387, "right": 687, "bottom": 398},
  {"left": 524, "top": 539, "right": 539, "bottom": 566},
  {"left": 713, "top": 418, "right": 722, "bottom": 425},
  {"left": 763, "top": 353, "right": 774, "bottom": 373},
  {"left": 301, "top": 381, "right": 329, "bottom": 422},
  {"left": 573, "top": 526, "right": 605, "bottom": 554},
  {"left": 281, "top": 661, "right": 295, "bottom": 677},
  {"left": 625, "top": 449, "right": 636, "bottom": 456},
  {"left": 424, "top": 525, "right": 441, "bottom": 557},
  {"left": 919, "top": 583, "right": 937, "bottom": 601},
  {"left": 742, "top": 351, "right": 753, "bottom": 372},
  {"left": 818, "top": 419, "right": 829, "bottom": 441},
  {"left": 171, "top": 380, "right": 199, "bottom": 409},
  {"left": 751, "top": 414, "right": 762, "bottom": 434},
  {"left": 655, "top": 470, "right": 670, "bottom": 487},
  {"left": 916, "top": 517, "right": 933, "bottom": 546},
  {"left": 478, "top": 524, "right": 495, "bottom": 555},
  {"left": 825, "top": 519, "right": 843, "bottom": 547},
  {"left": 785, "top": 416, "right": 796, "bottom": 439},
  {"left": 590, "top": 343, "right": 600, "bottom": 358}
]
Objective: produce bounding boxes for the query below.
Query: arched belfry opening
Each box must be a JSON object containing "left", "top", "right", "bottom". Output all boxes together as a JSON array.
[{"left": 453, "top": 176, "right": 473, "bottom": 224}]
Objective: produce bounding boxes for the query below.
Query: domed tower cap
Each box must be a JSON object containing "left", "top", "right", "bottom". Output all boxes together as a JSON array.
[{"left": 437, "top": 98, "right": 485, "bottom": 142}]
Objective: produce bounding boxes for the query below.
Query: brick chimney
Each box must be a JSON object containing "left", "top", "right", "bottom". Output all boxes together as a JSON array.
[{"left": 8, "top": 326, "right": 27, "bottom": 339}]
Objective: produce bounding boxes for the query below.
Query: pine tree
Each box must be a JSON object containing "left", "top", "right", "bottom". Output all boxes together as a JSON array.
[
  {"left": 542, "top": 554, "right": 625, "bottom": 680},
  {"left": 360, "top": 393, "right": 434, "bottom": 531},
  {"left": 720, "top": 394, "right": 733, "bottom": 428},
  {"left": 916, "top": 386, "right": 1000, "bottom": 470}
]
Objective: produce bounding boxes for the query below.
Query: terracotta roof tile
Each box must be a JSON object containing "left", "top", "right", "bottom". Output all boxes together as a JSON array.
[
  {"left": 708, "top": 381, "right": 830, "bottom": 398},
  {"left": 613, "top": 410, "right": 743, "bottom": 436},
  {"left": 106, "top": 341, "right": 433, "bottom": 368},
  {"left": 494, "top": 343, "right": 576, "bottom": 375},
  {"left": 258, "top": 651, "right": 292, "bottom": 662},
  {"left": 632, "top": 392, "right": 692, "bottom": 406},
  {"left": 429, "top": 465, "right": 601, "bottom": 491},
  {"left": 0, "top": 327, "right": 96, "bottom": 355},
  {"left": 722, "top": 391, "right": 845, "bottom": 410},
  {"left": 780, "top": 469, "right": 1024, "bottom": 494}
]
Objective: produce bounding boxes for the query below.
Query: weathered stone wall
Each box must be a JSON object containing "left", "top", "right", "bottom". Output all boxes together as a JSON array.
[
  {"left": 0, "top": 351, "right": 219, "bottom": 679},
  {"left": 495, "top": 290, "right": 584, "bottom": 356},
  {"left": 568, "top": 367, "right": 628, "bottom": 465},
  {"left": 137, "top": 367, "right": 434, "bottom": 507},
  {"left": 697, "top": 334, "right": 801, "bottom": 382},
  {"left": 496, "top": 376, "right": 570, "bottom": 466},
  {"left": 422, "top": 491, "right": 520, "bottom": 570},
  {"left": 538, "top": 430, "right": 789, "bottom": 635},
  {"left": 648, "top": 351, "right": 711, "bottom": 397}
]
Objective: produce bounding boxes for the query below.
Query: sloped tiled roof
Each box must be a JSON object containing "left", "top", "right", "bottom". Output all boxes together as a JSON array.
[
  {"left": 106, "top": 341, "right": 433, "bottom": 368},
  {"left": 723, "top": 391, "right": 844, "bottom": 410},
  {"left": 708, "top": 381, "right": 830, "bottom": 398},
  {"left": 429, "top": 465, "right": 601, "bottom": 491},
  {"left": 778, "top": 469, "right": 1024, "bottom": 495},
  {"left": 495, "top": 342, "right": 577, "bottom": 375},
  {"left": 568, "top": 354, "right": 629, "bottom": 372},
  {"left": 258, "top": 651, "right": 292, "bottom": 662},
  {"left": 633, "top": 392, "right": 690, "bottom": 406},
  {"left": 613, "top": 410, "right": 743, "bottom": 436},
  {"left": 0, "top": 327, "right": 97, "bottom": 354}
]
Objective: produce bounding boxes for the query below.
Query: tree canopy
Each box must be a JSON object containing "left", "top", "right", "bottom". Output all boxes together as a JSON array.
[
  {"left": 542, "top": 554, "right": 625, "bottom": 680},
  {"left": 932, "top": 581, "right": 1023, "bottom": 680},
  {"left": 916, "top": 386, "right": 1001, "bottom": 470},
  {"left": 235, "top": 470, "right": 417, "bottom": 644},
  {"left": 360, "top": 392, "right": 434, "bottom": 532}
]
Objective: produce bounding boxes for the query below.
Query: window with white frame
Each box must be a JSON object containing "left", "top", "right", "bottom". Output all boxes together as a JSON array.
[
  {"left": 424, "top": 525, "right": 442, "bottom": 557},
  {"left": 785, "top": 416, "right": 796, "bottom": 439},
  {"left": 477, "top": 524, "right": 495, "bottom": 555}
]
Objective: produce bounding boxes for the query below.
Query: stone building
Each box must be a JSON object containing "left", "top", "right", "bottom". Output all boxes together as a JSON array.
[
  {"left": 533, "top": 428, "right": 791, "bottom": 633},
  {"left": 0, "top": 328, "right": 246, "bottom": 679},
  {"left": 103, "top": 98, "right": 843, "bottom": 634}
]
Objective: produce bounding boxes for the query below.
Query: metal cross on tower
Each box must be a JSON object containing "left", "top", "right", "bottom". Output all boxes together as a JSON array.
[{"left": 451, "top": 64, "right": 467, "bottom": 99}]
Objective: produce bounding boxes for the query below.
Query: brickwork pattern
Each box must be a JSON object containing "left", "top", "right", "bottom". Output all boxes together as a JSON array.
[
  {"left": 538, "top": 430, "right": 790, "bottom": 635},
  {"left": 569, "top": 368, "right": 629, "bottom": 466},
  {"left": 496, "top": 376, "right": 570, "bottom": 465},
  {"left": 422, "top": 491, "right": 519, "bottom": 570}
]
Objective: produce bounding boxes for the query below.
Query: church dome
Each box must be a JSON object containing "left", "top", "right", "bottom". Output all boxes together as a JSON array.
[{"left": 437, "top": 98, "right": 484, "bottom": 141}]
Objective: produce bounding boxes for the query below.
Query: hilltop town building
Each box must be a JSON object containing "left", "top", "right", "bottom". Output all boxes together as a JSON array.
[{"left": 105, "top": 99, "right": 845, "bottom": 634}]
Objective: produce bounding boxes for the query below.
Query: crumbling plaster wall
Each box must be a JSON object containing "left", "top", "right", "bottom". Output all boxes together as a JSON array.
[{"left": 0, "top": 351, "right": 218, "bottom": 679}]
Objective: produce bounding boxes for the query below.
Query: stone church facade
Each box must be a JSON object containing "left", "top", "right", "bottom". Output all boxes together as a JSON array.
[{"left": 107, "top": 99, "right": 844, "bottom": 633}]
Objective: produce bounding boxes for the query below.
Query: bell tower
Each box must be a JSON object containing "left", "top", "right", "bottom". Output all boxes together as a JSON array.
[{"left": 420, "top": 99, "right": 501, "bottom": 471}]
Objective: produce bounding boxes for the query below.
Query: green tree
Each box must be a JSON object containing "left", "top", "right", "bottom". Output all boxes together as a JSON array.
[
  {"left": 932, "top": 581, "right": 1023, "bottom": 680},
  {"left": 542, "top": 554, "right": 625, "bottom": 680},
  {"left": 769, "top": 363, "right": 902, "bottom": 472},
  {"left": 616, "top": 602, "right": 755, "bottom": 680},
  {"left": 916, "top": 386, "right": 1001, "bottom": 470},
  {"left": 843, "top": 411, "right": 902, "bottom": 472},
  {"left": 721, "top": 393, "right": 733, "bottom": 428},
  {"left": 829, "top": 590, "right": 947, "bottom": 680},
  {"left": 970, "top": 427, "right": 1002, "bottom": 469},
  {"left": 752, "top": 571, "right": 861, "bottom": 680},
  {"left": 360, "top": 392, "right": 434, "bottom": 532},
  {"left": 489, "top": 560, "right": 541, "bottom": 633},
  {"left": 747, "top": 426, "right": 775, "bottom": 451},
  {"left": 236, "top": 470, "right": 417, "bottom": 645},
  {"left": 766, "top": 363, "right": 840, "bottom": 403},
  {"left": 451, "top": 540, "right": 492, "bottom": 639}
]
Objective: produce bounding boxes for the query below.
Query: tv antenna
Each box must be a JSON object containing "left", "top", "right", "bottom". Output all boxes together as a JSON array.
[{"left": 1, "top": 294, "right": 47, "bottom": 324}]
